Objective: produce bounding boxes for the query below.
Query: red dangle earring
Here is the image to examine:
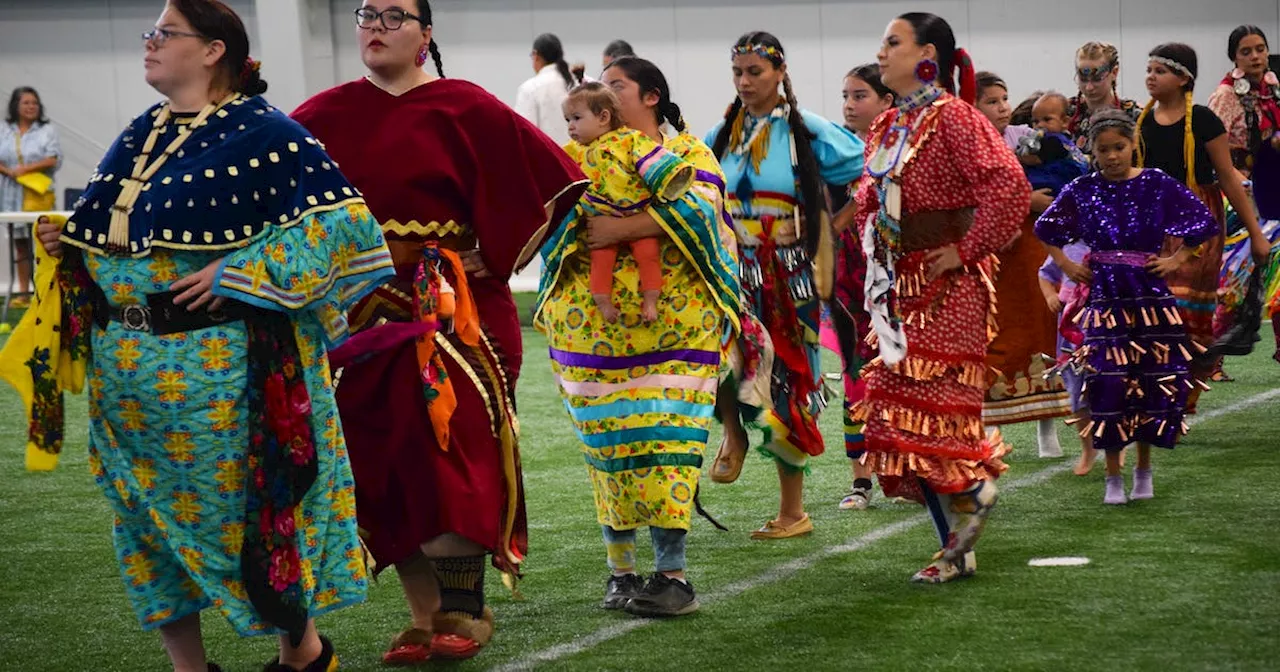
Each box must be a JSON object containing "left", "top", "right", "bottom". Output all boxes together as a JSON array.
[
  {"left": 415, "top": 43, "right": 429, "bottom": 67},
  {"left": 914, "top": 58, "right": 938, "bottom": 85}
]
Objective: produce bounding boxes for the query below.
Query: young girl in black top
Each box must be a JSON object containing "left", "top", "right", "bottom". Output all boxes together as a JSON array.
[{"left": 1137, "top": 43, "right": 1266, "bottom": 409}]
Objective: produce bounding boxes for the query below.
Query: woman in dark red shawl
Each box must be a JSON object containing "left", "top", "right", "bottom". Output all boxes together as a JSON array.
[{"left": 292, "top": 0, "right": 585, "bottom": 663}]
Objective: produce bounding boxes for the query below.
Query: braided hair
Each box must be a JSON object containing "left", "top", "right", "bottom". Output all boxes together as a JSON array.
[
  {"left": 1136, "top": 43, "right": 1199, "bottom": 189},
  {"left": 1070, "top": 42, "right": 1120, "bottom": 132},
  {"left": 712, "top": 31, "right": 827, "bottom": 258},
  {"left": 412, "top": 0, "right": 443, "bottom": 77}
]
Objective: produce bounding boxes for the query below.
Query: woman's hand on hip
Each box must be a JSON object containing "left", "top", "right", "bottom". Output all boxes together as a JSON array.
[
  {"left": 924, "top": 244, "right": 962, "bottom": 281},
  {"left": 171, "top": 259, "right": 227, "bottom": 312}
]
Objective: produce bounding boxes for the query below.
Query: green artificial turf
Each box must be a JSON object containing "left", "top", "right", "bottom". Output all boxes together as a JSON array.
[{"left": 0, "top": 328, "right": 1277, "bottom": 671}]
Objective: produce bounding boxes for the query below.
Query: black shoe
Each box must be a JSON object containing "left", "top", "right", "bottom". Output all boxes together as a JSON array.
[
  {"left": 624, "top": 573, "right": 699, "bottom": 617},
  {"left": 602, "top": 573, "right": 646, "bottom": 610},
  {"left": 209, "top": 665, "right": 223, "bottom": 672},
  {"left": 263, "top": 635, "right": 336, "bottom": 672}
]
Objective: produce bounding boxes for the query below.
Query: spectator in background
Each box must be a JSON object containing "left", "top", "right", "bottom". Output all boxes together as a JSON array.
[
  {"left": 602, "top": 39, "right": 635, "bottom": 68},
  {"left": 516, "top": 33, "right": 574, "bottom": 144},
  {"left": 0, "top": 87, "right": 62, "bottom": 306}
]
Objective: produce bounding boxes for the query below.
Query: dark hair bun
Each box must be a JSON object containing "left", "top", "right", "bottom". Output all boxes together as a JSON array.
[{"left": 241, "top": 68, "right": 268, "bottom": 96}]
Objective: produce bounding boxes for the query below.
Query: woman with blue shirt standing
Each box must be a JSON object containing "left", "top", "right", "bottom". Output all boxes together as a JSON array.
[
  {"left": 0, "top": 87, "right": 62, "bottom": 305},
  {"left": 706, "top": 31, "right": 864, "bottom": 539}
]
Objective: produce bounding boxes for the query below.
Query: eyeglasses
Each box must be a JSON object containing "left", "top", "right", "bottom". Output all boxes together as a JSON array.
[
  {"left": 354, "top": 6, "right": 424, "bottom": 31},
  {"left": 1076, "top": 65, "right": 1114, "bottom": 83},
  {"left": 142, "top": 27, "right": 206, "bottom": 47}
]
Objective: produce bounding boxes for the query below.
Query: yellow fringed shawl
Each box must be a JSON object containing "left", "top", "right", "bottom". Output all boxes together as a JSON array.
[{"left": 0, "top": 215, "right": 86, "bottom": 471}]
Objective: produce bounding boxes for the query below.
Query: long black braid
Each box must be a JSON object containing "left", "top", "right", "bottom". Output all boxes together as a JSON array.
[
  {"left": 781, "top": 72, "right": 828, "bottom": 259},
  {"left": 416, "top": 0, "right": 444, "bottom": 77},
  {"left": 428, "top": 39, "right": 444, "bottom": 78},
  {"left": 709, "top": 96, "right": 744, "bottom": 159}
]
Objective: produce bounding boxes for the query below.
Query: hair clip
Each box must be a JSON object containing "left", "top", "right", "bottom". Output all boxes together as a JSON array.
[{"left": 240, "top": 58, "right": 261, "bottom": 81}]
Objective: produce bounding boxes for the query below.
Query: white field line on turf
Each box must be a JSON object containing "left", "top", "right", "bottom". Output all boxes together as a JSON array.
[{"left": 491, "top": 387, "right": 1280, "bottom": 672}]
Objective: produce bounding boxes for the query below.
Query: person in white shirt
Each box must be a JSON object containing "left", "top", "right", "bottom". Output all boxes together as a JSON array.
[{"left": 515, "top": 33, "right": 574, "bottom": 144}]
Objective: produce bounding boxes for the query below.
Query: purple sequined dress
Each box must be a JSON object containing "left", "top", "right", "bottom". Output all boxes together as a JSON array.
[{"left": 1034, "top": 169, "right": 1217, "bottom": 451}]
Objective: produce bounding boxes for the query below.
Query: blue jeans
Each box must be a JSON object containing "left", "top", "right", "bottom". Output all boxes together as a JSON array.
[{"left": 601, "top": 526, "right": 687, "bottom": 573}]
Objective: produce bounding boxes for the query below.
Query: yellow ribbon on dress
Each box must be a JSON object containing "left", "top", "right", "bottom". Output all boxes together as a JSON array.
[{"left": 0, "top": 214, "right": 86, "bottom": 471}]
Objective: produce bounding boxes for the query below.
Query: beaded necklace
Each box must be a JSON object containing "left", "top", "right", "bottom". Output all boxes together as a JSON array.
[{"left": 106, "top": 93, "right": 240, "bottom": 251}]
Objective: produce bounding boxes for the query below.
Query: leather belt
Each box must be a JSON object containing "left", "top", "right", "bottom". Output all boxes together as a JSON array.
[
  {"left": 92, "top": 285, "right": 258, "bottom": 336},
  {"left": 899, "top": 208, "right": 974, "bottom": 252}
]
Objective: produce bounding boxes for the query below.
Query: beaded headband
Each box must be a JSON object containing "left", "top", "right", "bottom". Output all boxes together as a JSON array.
[
  {"left": 732, "top": 43, "right": 784, "bottom": 63},
  {"left": 1076, "top": 63, "right": 1113, "bottom": 82},
  {"left": 1088, "top": 116, "right": 1136, "bottom": 140},
  {"left": 1149, "top": 56, "right": 1194, "bottom": 80}
]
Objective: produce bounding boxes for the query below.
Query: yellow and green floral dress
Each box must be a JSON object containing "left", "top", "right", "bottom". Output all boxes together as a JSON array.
[{"left": 537, "top": 131, "right": 741, "bottom": 531}]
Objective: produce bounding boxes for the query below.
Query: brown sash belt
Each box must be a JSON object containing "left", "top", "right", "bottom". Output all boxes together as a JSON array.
[
  {"left": 899, "top": 208, "right": 974, "bottom": 252},
  {"left": 386, "top": 236, "right": 476, "bottom": 266}
]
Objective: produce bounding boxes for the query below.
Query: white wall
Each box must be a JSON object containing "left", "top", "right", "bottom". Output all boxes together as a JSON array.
[
  {"left": 378, "top": 0, "right": 1279, "bottom": 137},
  {"left": 0, "top": 0, "right": 257, "bottom": 207},
  {"left": 4, "top": 0, "right": 1278, "bottom": 202},
  {"left": 5, "top": 0, "right": 1279, "bottom": 198}
]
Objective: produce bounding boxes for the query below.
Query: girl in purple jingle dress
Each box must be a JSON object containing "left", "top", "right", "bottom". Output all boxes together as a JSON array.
[{"left": 1035, "top": 109, "right": 1217, "bottom": 505}]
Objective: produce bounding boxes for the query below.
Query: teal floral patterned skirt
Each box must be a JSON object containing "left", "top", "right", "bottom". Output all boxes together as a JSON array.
[{"left": 85, "top": 249, "right": 367, "bottom": 635}]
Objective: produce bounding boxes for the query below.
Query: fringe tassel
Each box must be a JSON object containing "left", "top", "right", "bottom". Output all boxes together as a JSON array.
[
  {"left": 875, "top": 406, "right": 985, "bottom": 442},
  {"left": 869, "top": 353, "right": 986, "bottom": 389},
  {"left": 861, "top": 428, "right": 1010, "bottom": 485}
]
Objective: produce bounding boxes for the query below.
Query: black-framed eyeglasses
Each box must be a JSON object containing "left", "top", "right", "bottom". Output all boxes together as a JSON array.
[
  {"left": 142, "top": 27, "right": 206, "bottom": 47},
  {"left": 1076, "top": 65, "right": 1114, "bottom": 83},
  {"left": 354, "top": 6, "right": 424, "bottom": 31}
]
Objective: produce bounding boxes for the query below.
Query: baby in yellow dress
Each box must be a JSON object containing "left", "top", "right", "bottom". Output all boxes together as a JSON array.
[{"left": 562, "top": 82, "right": 695, "bottom": 322}]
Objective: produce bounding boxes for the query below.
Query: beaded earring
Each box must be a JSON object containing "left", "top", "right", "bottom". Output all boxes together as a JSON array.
[{"left": 914, "top": 58, "right": 938, "bottom": 85}]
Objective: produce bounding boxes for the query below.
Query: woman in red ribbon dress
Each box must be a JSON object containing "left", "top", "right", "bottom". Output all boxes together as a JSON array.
[
  {"left": 845, "top": 12, "right": 1027, "bottom": 583},
  {"left": 292, "top": 0, "right": 585, "bottom": 664}
]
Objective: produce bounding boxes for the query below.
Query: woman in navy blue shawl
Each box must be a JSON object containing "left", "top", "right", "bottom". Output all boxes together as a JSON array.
[{"left": 26, "top": 2, "right": 392, "bottom": 669}]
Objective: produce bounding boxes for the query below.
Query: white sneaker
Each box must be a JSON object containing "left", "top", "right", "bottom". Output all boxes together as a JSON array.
[{"left": 1037, "top": 419, "right": 1064, "bottom": 458}]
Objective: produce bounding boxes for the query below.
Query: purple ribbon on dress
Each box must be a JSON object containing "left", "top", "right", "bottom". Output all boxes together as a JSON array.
[{"left": 1090, "top": 250, "right": 1149, "bottom": 267}]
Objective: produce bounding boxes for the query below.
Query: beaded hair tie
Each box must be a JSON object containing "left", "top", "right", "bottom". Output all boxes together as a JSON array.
[
  {"left": 1149, "top": 56, "right": 1193, "bottom": 80},
  {"left": 732, "top": 43, "right": 784, "bottom": 62}
]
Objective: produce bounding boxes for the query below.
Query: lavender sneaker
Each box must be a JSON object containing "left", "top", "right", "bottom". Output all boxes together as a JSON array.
[
  {"left": 1104, "top": 475, "right": 1127, "bottom": 505},
  {"left": 1130, "top": 468, "right": 1154, "bottom": 500}
]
